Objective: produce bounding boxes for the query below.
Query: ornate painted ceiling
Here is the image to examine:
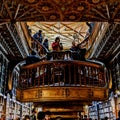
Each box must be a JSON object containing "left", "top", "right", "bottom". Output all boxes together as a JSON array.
[
  {"left": 0, "top": 0, "right": 120, "bottom": 24},
  {"left": 0, "top": 0, "right": 120, "bottom": 63}
]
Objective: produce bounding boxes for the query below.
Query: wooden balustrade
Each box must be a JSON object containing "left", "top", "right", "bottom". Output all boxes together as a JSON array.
[
  {"left": 47, "top": 51, "right": 72, "bottom": 60},
  {"left": 18, "top": 59, "right": 107, "bottom": 89},
  {"left": 15, "top": 49, "right": 109, "bottom": 102}
]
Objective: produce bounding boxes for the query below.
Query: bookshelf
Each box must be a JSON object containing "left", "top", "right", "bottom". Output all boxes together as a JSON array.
[
  {"left": 89, "top": 104, "right": 98, "bottom": 120},
  {"left": 89, "top": 100, "right": 116, "bottom": 120}
]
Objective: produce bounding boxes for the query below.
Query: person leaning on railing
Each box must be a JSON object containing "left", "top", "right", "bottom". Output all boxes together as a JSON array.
[
  {"left": 69, "top": 40, "right": 78, "bottom": 60},
  {"left": 25, "top": 50, "right": 41, "bottom": 65},
  {"left": 69, "top": 41, "right": 86, "bottom": 61},
  {"left": 33, "top": 30, "right": 43, "bottom": 44},
  {"left": 52, "top": 37, "right": 63, "bottom": 51},
  {"left": 70, "top": 40, "right": 78, "bottom": 52},
  {"left": 43, "top": 38, "right": 49, "bottom": 50}
]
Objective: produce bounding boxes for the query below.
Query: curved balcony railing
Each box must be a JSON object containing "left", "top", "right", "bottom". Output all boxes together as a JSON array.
[{"left": 18, "top": 56, "right": 108, "bottom": 89}]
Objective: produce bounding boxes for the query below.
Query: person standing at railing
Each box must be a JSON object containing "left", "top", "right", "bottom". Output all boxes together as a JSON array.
[
  {"left": 51, "top": 37, "right": 63, "bottom": 60},
  {"left": 70, "top": 40, "right": 78, "bottom": 51},
  {"left": 26, "top": 50, "right": 41, "bottom": 65},
  {"left": 52, "top": 37, "right": 63, "bottom": 51},
  {"left": 69, "top": 40, "right": 78, "bottom": 60},
  {"left": 43, "top": 38, "right": 49, "bottom": 50},
  {"left": 33, "top": 30, "right": 43, "bottom": 43}
]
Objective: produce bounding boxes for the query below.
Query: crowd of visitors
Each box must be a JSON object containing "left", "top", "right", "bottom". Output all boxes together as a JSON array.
[
  {"left": 10, "top": 112, "right": 119, "bottom": 120},
  {"left": 33, "top": 30, "right": 43, "bottom": 44},
  {"left": 33, "top": 30, "right": 49, "bottom": 51},
  {"left": 0, "top": 110, "right": 120, "bottom": 120},
  {"left": 32, "top": 29, "right": 87, "bottom": 61}
]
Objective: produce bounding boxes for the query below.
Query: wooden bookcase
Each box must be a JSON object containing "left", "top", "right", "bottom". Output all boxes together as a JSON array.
[{"left": 89, "top": 100, "right": 116, "bottom": 120}]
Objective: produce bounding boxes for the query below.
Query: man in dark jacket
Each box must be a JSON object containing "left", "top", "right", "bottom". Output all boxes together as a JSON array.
[
  {"left": 26, "top": 50, "right": 41, "bottom": 65},
  {"left": 33, "top": 30, "right": 43, "bottom": 43}
]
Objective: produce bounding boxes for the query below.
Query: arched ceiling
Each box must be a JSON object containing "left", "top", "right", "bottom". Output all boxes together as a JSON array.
[
  {"left": 27, "top": 22, "right": 89, "bottom": 49},
  {"left": 0, "top": 0, "right": 120, "bottom": 23}
]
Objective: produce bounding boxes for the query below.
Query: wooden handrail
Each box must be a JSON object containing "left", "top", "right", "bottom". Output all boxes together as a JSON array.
[
  {"left": 18, "top": 59, "right": 107, "bottom": 89},
  {"left": 31, "top": 37, "right": 48, "bottom": 57},
  {"left": 22, "top": 60, "right": 104, "bottom": 69}
]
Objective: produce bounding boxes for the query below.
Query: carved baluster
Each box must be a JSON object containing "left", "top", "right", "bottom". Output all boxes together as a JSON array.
[
  {"left": 94, "top": 67, "right": 98, "bottom": 86},
  {"left": 74, "top": 65, "right": 77, "bottom": 85},
  {"left": 68, "top": 64, "right": 71, "bottom": 85},
  {"left": 37, "top": 66, "right": 40, "bottom": 86},
  {"left": 87, "top": 66, "right": 89, "bottom": 85},
  {"left": 83, "top": 66, "right": 86, "bottom": 85},
  {"left": 67, "top": 53, "right": 71, "bottom": 60},
  {"left": 64, "top": 53, "right": 67, "bottom": 60},
  {"left": 78, "top": 66, "right": 81, "bottom": 86}
]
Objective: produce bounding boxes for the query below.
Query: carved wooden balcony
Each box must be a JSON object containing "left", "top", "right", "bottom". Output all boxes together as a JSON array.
[{"left": 16, "top": 51, "right": 109, "bottom": 102}]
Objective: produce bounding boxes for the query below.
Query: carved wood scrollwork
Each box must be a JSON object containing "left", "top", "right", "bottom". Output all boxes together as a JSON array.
[
  {"left": 16, "top": 87, "right": 108, "bottom": 102},
  {"left": 61, "top": 88, "right": 70, "bottom": 97},
  {"left": 65, "top": 88, "right": 70, "bottom": 97},
  {"left": 0, "top": 0, "right": 120, "bottom": 22},
  {"left": 88, "top": 89, "right": 94, "bottom": 100},
  {"left": 36, "top": 89, "right": 42, "bottom": 98},
  {"left": 20, "top": 91, "right": 23, "bottom": 100},
  {"left": 104, "top": 90, "right": 108, "bottom": 99},
  {"left": 62, "top": 89, "right": 66, "bottom": 97}
]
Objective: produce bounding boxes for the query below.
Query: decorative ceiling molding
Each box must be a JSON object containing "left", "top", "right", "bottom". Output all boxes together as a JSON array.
[{"left": 0, "top": 0, "right": 120, "bottom": 23}]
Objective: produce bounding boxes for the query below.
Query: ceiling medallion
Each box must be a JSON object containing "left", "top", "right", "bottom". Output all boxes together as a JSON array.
[
  {"left": 27, "top": 0, "right": 36, "bottom": 3},
  {"left": 77, "top": 6, "right": 84, "bottom": 11},
  {"left": 50, "top": 15, "right": 57, "bottom": 20},
  {"left": 69, "top": 15, "right": 76, "bottom": 20},
  {"left": 42, "top": 6, "right": 49, "bottom": 11},
  {"left": 61, "top": 7, "right": 65, "bottom": 11},
  {"left": 92, "top": 0, "right": 100, "bottom": 4}
]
